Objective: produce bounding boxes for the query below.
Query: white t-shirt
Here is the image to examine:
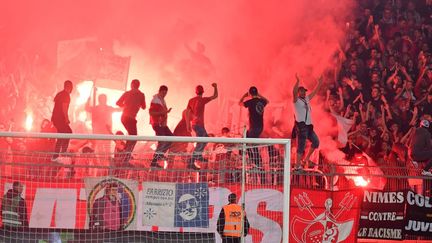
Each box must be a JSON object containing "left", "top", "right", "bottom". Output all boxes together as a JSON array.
[{"left": 293, "top": 96, "right": 312, "bottom": 125}]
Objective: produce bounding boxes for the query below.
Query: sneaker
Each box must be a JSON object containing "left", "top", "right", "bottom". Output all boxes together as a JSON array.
[
  {"left": 412, "top": 161, "right": 419, "bottom": 168},
  {"left": 187, "top": 162, "right": 201, "bottom": 170},
  {"left": 422, "top": 170, "right": 432, "bottom": 176},
  {"left": 51, "top": 157, "right": 60, "bottom": 163}
]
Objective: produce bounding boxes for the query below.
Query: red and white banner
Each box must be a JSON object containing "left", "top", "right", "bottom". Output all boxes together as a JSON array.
[
  {"left": 0, "top": 179, "right": 361, "bottom": 243},
  {"left": 290, "top": 188, "right": 362, "bottom": 243}
]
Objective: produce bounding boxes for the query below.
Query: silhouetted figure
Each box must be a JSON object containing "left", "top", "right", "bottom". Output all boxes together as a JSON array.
[
  {"left": 51, "top": 80, "right": 73, "bottom": 161},
  {"left": 116, "top": 79, "right": 146, "bottom": 165},
  {"left": 410, "top": 120, "right": 432, "bottom": 176}
]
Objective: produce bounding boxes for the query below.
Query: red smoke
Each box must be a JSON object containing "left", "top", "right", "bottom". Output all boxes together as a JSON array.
[{"left": 1, "top": 0, "right": 356, "bottom": 148}]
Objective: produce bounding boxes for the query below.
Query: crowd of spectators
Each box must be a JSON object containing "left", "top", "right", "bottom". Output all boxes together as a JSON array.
[{"left": 326, "top": 0, "right": 432, "bottom": 169}]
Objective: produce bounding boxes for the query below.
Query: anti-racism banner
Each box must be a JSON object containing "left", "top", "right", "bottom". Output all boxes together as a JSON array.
[
  {"left": 358, "top": 190, "right": 405, "bottom": 240},
  {"left": 84, "top": 177, "right": 138, "bottom": 230},
  {"left": 141, "top": 182, "right": 209, "bottom": 228},
  {"left": 404, "top": 190, "right": 432, "bottom": 236},
  {"left": 290, "top": 188, "right": 362, "bottom": 243}
]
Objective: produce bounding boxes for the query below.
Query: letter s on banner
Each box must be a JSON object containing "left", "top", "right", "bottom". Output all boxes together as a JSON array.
[{"left": 244, "top": 189, "right": 283, "bottom": 243}]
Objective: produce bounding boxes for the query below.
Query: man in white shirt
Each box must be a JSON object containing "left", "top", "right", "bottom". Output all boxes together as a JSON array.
[{"left": 292, "top": 74, "right": 322, "bottom": 170}]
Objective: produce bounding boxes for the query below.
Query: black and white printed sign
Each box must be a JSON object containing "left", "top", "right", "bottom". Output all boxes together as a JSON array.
[
  {"left": 404, "top": 190, "right": 432, "bottom": 237},
  {"left": 357, "top": 190, "right": 405, "bottom": 240}
]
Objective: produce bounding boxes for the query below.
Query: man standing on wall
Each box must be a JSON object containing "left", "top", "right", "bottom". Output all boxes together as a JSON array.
[
  {"left": 51, "top": 80, "right": 73, "bottom": 161},
  {"left": 239, "top": 86, "right": 268, "bottom": 183},
  {"left": 293, "top": 74, "right": 322, "bottom": 170},
  {"left": 186, "top": 83, "right": 218, "bottom": 170},
  {"left": 116, "top": 79, "right": 146, "bottom": 165},
  {"left": 149, "top": 85, "right": 173, "bottom": 169}
]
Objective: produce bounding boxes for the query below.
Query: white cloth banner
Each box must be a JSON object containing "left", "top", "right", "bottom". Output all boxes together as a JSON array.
[{"left": 141, "top": 182, "right": 176, "bottom": 227}]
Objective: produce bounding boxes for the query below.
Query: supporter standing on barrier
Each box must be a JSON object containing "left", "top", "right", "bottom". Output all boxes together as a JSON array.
[
  {"left": 149, "top": 85, "right": 173, "bottom": 169},
  {"left": 51, "top": 80, "right": 73, "bottom": 162},
  {"left": 239, "top": 86, "right": 268, "bottom": 184},
  {"left": 116, "top": 79, "right": 146, "bottom": 165},
  {"left": 409, "top": 120, "right": 432, "bottom": 176},
  {"left": 217, "top": 193, "right": 249, "bottom": 243},
  {"left": 186, "top": 83, "right": 218, "bottom": 170},
  {"left": 292, "top": 74, "right": 322, "bottom": 171}
]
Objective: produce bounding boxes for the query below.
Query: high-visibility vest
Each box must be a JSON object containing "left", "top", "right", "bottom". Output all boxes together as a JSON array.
[
  {"left": 2, "top": 195, "right": 22, "bottom": 226},
  {"left": 222, "top": 204, "right": 243, "bottom": 237}
]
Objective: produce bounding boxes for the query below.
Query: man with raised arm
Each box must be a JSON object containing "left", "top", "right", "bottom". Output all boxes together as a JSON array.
[
  {"left": 293, "top": 74, "right": 322, "bottom": 170},
  {"left": 149, "top": 85, "right": 173, "bottom": 169},
  {"left": 186, "top": 83, "right": 218, "bottom": 170},
  {"left": 239, "top": 86, "right": 268, "bottom": 183},
  {"left": 116, "top": 79, "right": 146, "bottom": 165}
]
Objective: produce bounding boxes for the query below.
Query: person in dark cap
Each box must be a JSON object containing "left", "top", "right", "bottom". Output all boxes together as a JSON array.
[
  {"left": 239, "top": 86, "right": 268, "bottom": 183},
  {"left": 292, "top": 74, "right": 323, "bottom": 171},
  {"left": 409, "top": 119, "right": 432, "bottom": 176},
  {"left": 185, "top": 83, "right": 218, "bottom": 170},
  {"left": 217, "top": 193, "right": 249, "bottom": 243}
]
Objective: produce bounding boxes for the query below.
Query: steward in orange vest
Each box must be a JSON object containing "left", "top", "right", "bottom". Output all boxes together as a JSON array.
[{"left": 217, "top": 193, "right": 250, "bottom": 243}]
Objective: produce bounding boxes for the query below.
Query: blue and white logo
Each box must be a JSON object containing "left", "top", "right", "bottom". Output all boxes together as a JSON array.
[{"left": 174, "top": 183, "right": 209, "bottom": 228}]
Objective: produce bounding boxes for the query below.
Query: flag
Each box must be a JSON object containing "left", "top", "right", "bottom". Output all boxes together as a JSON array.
[
  {"left": 57, "top": 38, "right": 130, "bottom": 89},
  {"left": 330, "top": 113, "right": 355, "bottom": 147}
]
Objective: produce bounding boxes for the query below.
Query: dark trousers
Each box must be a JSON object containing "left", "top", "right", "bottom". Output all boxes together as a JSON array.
[
  {"left": 151, "top": 125, "right": 174, "bottom": 163},
  {"left": 246, "top": 127, "right": 263, "bottom": 168},
  {"left": 191, "top": 125, "right": 208, "bottom": 163},
  {"left": 246, "top": 127, "right": 265, "bottom": 184},
  {"left": 412, "top": 149, "right": 432, "bottom": 171},
  {"left": 121, "top": 116, "right": 137, "bottom": 164},
  {"left": 52, "top": 122, "right": 72, "bottom": 159},
  {"left": 222, "top": 236, "right": 241, "bottom": 243}
]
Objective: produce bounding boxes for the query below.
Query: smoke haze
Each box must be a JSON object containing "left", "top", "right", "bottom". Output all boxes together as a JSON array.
[{"left": 1, "top": 0, "right": 356, "bottom": 140}]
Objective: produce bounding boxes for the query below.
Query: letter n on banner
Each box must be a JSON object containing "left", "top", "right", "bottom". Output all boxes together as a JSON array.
[{"left": 290, "top": 188, "right": 362, "bottom": 243}]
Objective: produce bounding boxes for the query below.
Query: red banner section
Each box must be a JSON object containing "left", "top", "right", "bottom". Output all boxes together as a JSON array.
[
  {"left": 0, "top": 179, "right": 361, "bottom": 243},
  {"left": 290, "top": 188, "right": 362, "bottom": 243}
]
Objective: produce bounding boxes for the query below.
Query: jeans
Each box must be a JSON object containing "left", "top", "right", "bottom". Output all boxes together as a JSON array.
[
  {"left": 121, "top": 116, "right": 137, "bottom": 164},
  {"left": 296, "top": 122, "right": 319, "bottom": 156},
  {"left": 52, "top": 122, "right": 72, "bottom": 159},
  {"left": 246, "top": 127, "right": 263, "bottom": 168},
  {"left": 192, "top": 125, "right": 208, "bottom": 160},
  {"left": 152, "top": 125, "right": 174, "bottom": 162}
]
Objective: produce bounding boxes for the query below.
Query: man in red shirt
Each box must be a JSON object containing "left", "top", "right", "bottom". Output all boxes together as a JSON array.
[
  {"left": 116, "top": 79, "right": 146, "bottom": 165},
  {"left": 51, "top": 80, "right": 73, "bottom": 161},
  {"left": 186, "top": 83, "right": 218, "bottom": 170},
  {"left": 149, "top": 85, "right": 173, "bottom": 169}
]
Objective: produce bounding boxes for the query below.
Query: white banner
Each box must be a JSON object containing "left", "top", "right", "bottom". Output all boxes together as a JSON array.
[{"left": 142, "top": 182, "right": 176, "bottom": 227}]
